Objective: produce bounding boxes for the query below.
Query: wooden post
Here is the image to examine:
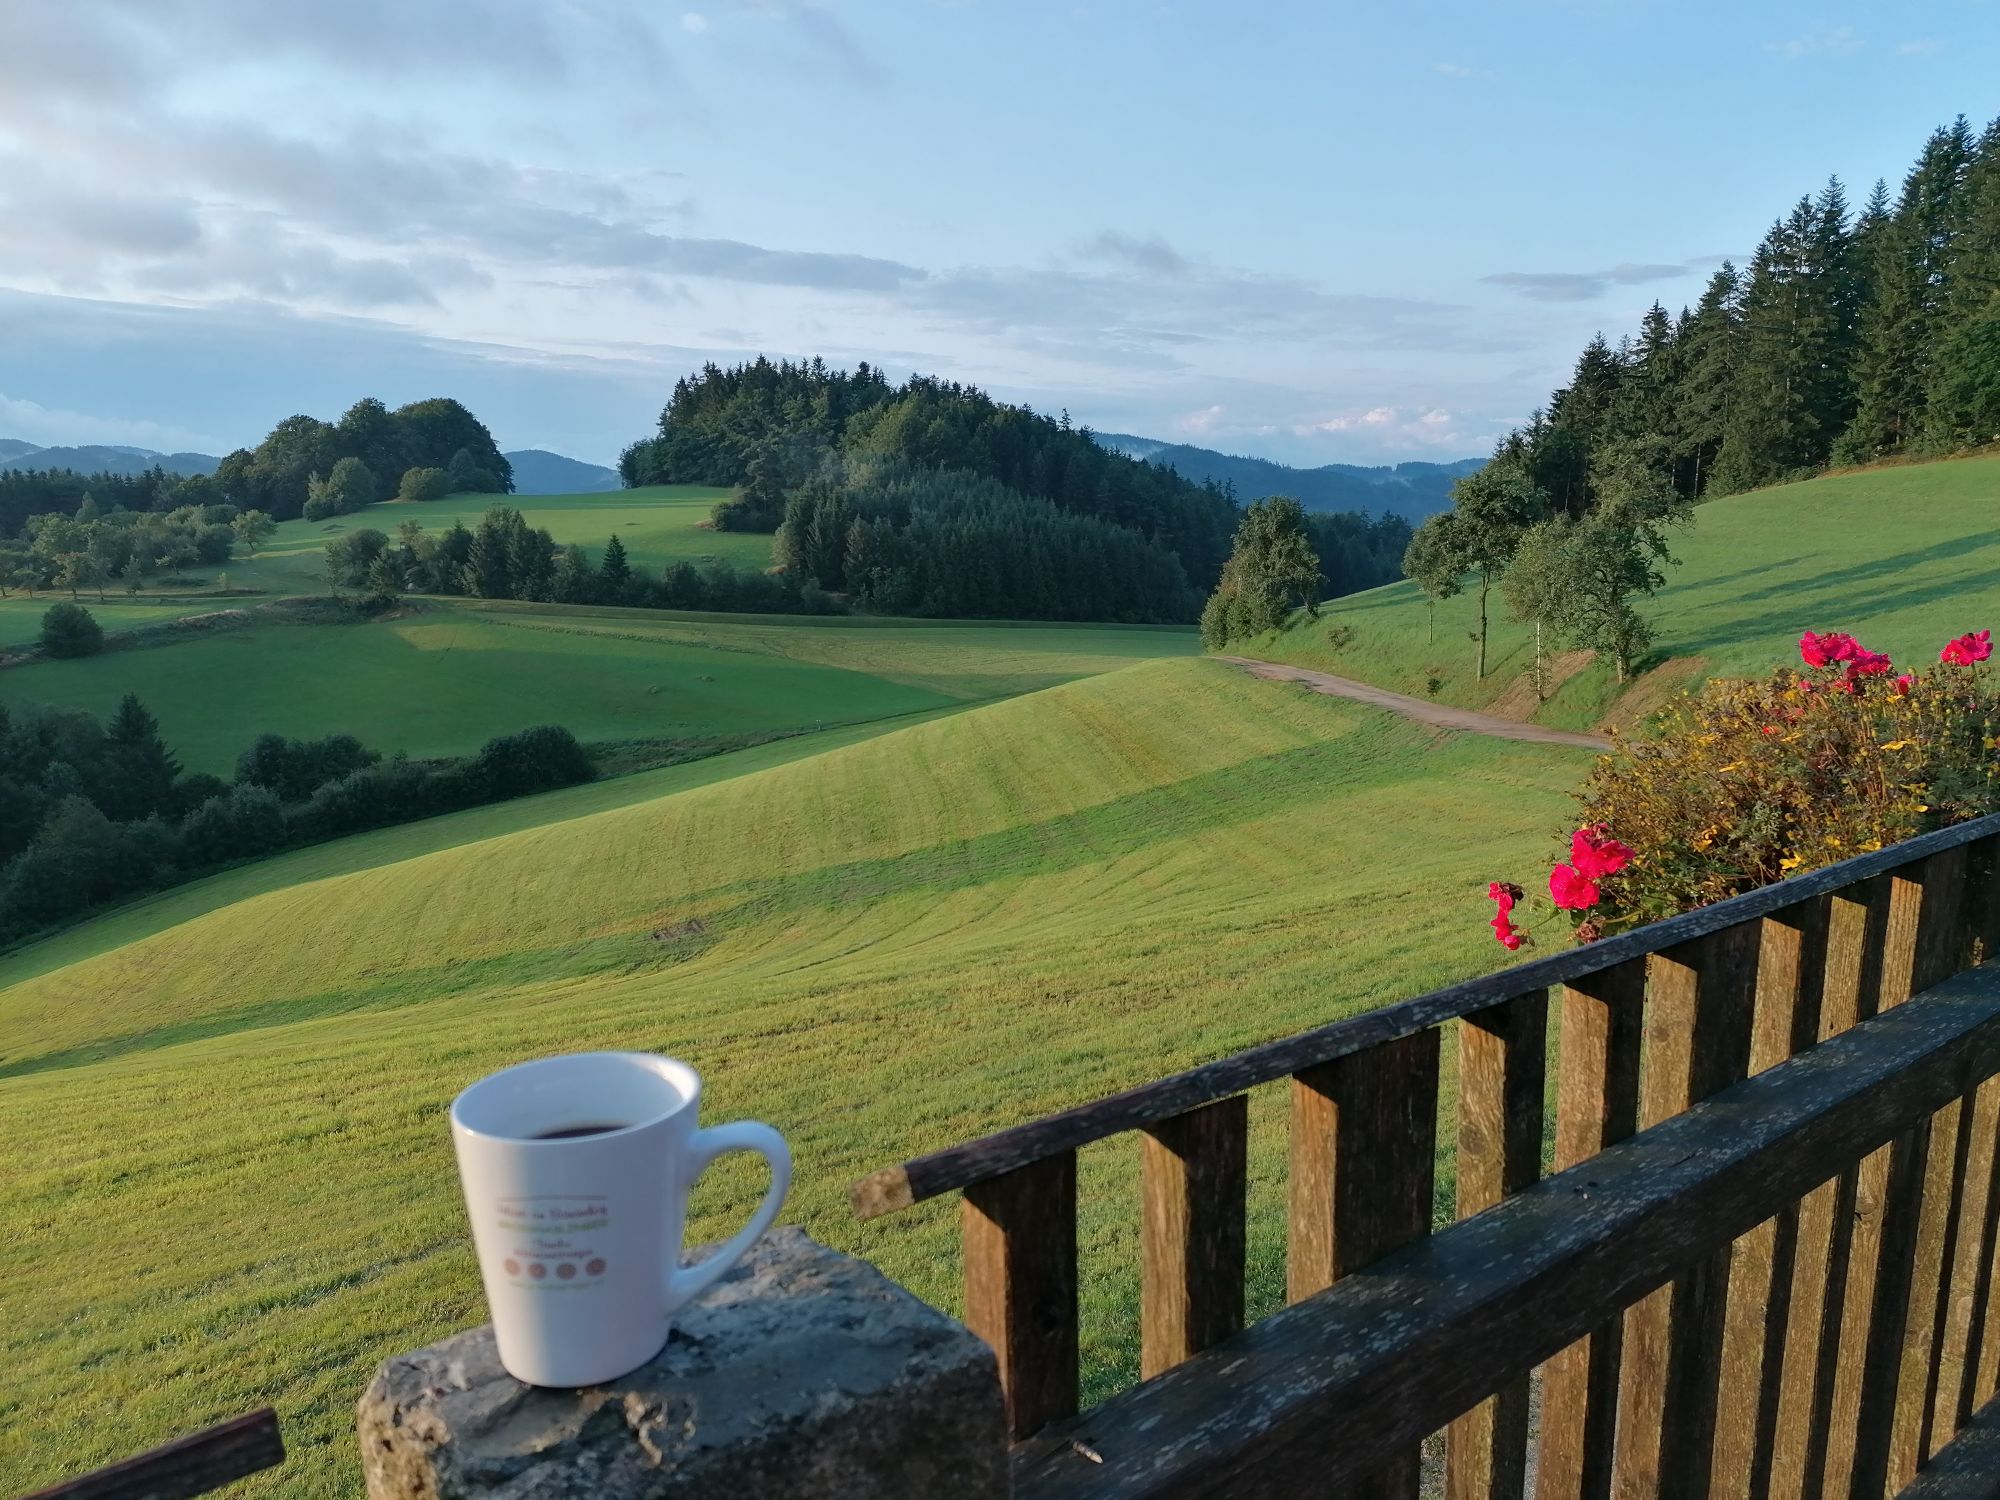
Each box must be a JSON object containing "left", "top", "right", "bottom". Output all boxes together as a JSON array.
[
  {"left": 1535, "top": 960, "right": 1645, "bottom": 1500},
  {"left": 1711, "top": 899, "right": 1830, "bottom": 1496},
  {"left": 1935, "top": 1074, "right": 2000, "bottom": 1442},
  {"left": 1837, "top": 849, "right": 1968, "bottom": 1495},
  {"left": 1289, "top": 1027, "right": 1441, "bottom": 1498},
  {"left": 1611, "top": 922, "right": 1759, "bottom": 1497},
  {"left": 962, "top": 1153, "right": 1079, "bottom": 1441},
  {"left": 1446, "top": 992, "right": 1547, "bottom": 1500},
  {"left": 1140, "top": 1096, "right": 1248, "bottom": 1379}
]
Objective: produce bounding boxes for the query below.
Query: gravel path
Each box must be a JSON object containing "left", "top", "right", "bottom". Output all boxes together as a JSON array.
[{"left": 1218, "top": 656, "right": 1612, "bottom": 751}]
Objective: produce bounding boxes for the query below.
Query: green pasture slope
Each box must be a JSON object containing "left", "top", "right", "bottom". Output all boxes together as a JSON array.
[
  {"left": 1243, "top": 452, "right": 2000, "bottom": 732},
  {"left": 0, "top": 602, "right": 1194, "bottom": 774},
  {"left": 0, "top": 484, "right": 761, "bottom": 645},
  {"left": 0, "top": 658, "right": 1590, "bottom": 1495}
]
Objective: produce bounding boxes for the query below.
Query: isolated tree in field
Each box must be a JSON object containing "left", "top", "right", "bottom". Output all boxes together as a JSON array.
[
  {"left": 231, "top": 509, "right": 275, "bottom": 554},
  {"left": 599, "top": 533, "right": 632, "bottom": 601},
  {"left": 397, "top": 466, "right": 449, "bottom": 503},
  {"left": 40, "top": 601, "right": 103, "bottom": 658},
  {"left": 1536, "top": 443, "right": 1690, "bottom": 682},
  {"left": 1197, "top": 495, "right": 1323, "bottom": 648},
  {"left": 1403, "top": 463, "right": 1545, "bottom": 679},
  {"left": 323, "top": 528, "right": 389, "bottom": 588},
  {"left": 1500, "top": 520, "right": 1573, "bottom": 701}
]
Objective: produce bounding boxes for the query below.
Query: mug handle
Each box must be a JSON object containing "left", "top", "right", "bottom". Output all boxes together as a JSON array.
[{"left": 664, "top": 1120, "right": 792, "bottom": 1312}]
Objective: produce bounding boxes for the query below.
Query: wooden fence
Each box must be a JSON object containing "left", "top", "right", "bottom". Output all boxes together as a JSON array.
[{"left": 851, "top": 813, "right": 2000, "bottom": 1498}]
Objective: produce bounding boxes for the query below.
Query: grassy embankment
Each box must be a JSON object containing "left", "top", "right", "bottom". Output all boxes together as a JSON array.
[{"left": 1239, "top": 452, "right": 2000, "bottom": 732}]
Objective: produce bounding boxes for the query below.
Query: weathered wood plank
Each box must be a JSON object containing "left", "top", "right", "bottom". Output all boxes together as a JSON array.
[
  {"left": 1838, "top": 850, "right": 1968, "bottom": 1496},
  {"left": 1611, "top": 922, "right": 1760, "bottom": 1497},
  {"left": 850, "top": 814, "right": 2000, "bottom": 1220},
  {"left": 1447, "top": 992, "right": 1547, "bottom": 1500},
  {"left": 1936, "top": 1075, "right": 2000, "bottom": 1441},
  {"left": 1792, "top": 876, "right": 1893, "bottom": 1499},
  {"left": 1533, "top": 960, "right": 1645, "bottom": 1500},
  {"left": 1895, "top": 1390, "right": 2000, "bottom": 1500},
  {"left": 963, "top": 1153, "right": 1079, "bottom": 1441},
  {"left": 1141, "top": 1096, "right": 1248, "bottom": 1380},
  {"left": 1288, "top": 1028, "right": 1440, "bottom": 1498},
  {"left": 18, "top": 1410, "right": 283, "bottom": 1500},
  {"left": 1713, "top": 898, "right": 1832, "bottom": 1496},
  {"left": 1011, "top": 962, "right": 2000, "bottom": 1500}
]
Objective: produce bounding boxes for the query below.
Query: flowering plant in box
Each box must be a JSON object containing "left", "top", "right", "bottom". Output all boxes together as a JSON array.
[{"left": 1487, "top": 627, "right": 2000, "bottom": 947}]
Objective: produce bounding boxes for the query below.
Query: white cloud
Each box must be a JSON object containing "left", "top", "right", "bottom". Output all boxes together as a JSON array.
[
  {"left": 1300, "top": 405, "right": 1471, "bottom": 449},
  {"left": 1766, "top": 24, "right": 1862, "bottom": 59},
  {"left": 1433, "top": 61, "right": 1485, "bottom": 79},
  {"left": 1175, "top": 403, "right": 1226, "bottom": 435},
  {"left": 1897, "top": 38, "right": 1940, "bottom": 55},
  {"left": 682, "top": 12, "right": 709, "bottom": 33},
  {"left": 0, "top": 390, "right": 226, "bottom": 452}
]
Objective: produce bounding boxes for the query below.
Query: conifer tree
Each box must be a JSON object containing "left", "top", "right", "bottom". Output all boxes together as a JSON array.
[
  {"left": 598, "top": 532, "right": 632, "bottom": 601},
  {"left": 1840, "top": 119, "right": 1975, "bottom": 460},
  {"left": 1673, "top": 264, "right": 1744, "bottom": 495}
]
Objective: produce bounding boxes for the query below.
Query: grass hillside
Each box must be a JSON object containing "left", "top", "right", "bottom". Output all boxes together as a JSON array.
[
  {"left": 2, "top": 603, "right": 1194, "bottom": 772},
  {"left": 0, "top": 659, "right": 1590, "bottom": 1495},
  {"left": 1242, "top": 452, "right": 2000, "bottom": 732},
  {"left": 0, "top": 485, "right": 758, "bottom": 645}
]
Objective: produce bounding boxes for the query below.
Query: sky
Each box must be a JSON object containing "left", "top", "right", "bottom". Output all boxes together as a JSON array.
[{"left": 0, "top": 2, "right": 1994, "bottom": 469}]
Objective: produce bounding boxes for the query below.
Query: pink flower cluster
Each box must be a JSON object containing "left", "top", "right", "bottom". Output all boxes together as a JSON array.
[
  {"left": 1942, "top": 630, "right": 1992, "bottom": 666},
  {"left": 1549, "top": 825, "right": 1634, "bottom": 911},
  {"left": 1487, "top": 881, "right": 1525, "bottom": 951},
  {"left": 1798, "top": 630, "right": 1891, "bottom": 691},
  {"left": 1486, "top": 825, "right": 1634, "bottom": 948}
]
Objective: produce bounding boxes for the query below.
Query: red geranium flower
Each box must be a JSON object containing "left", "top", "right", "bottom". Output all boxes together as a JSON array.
[
  {"left": 1800, "top": 631, "right": 1859, "bottom": 668},
  {"left": 1569, "top": 824, "right": 1633, "bottom": 879},
  {"left": 1549, "top": 863, "right": 1600, "bottom": 910},
  {"left": 1894, "top": 674, "right": 1915, "bottom": 696},
  {"left": 1486, "top": 881, "right": 1527, "bottom": 950},
  {"left": 1942, "top": 630, "right": 1992, "bottom": 665}
]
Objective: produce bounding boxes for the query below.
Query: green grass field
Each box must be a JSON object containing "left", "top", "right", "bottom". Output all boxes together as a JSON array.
[
  {"left": 0, "top": 484, "right": 762, "bottom": 646},
  {"left": 0, "top": 602, "right": 1196, "bottom": 774},
  {"left": 1244, "top": 451, "right": 2000, "bottom": 731},
  {"left": 0, "top": 660, "right": 1589, "bottom": 1494}
]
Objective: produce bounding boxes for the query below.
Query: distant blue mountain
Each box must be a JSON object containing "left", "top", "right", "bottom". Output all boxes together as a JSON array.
[
  {"left": 0, "top": 441, "right": 219, "bottom": 477},
  {"left": 503, "top": 448, "right": 620, "bottom": 494},
  {"left": 1091, "top": 432, "right": 1481, "bottom": 523}
]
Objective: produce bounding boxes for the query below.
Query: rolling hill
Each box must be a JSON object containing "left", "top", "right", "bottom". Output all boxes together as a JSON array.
[
  {"left": 1237, "top": 451, "right": 2000, "bottom": 733},
  {"left": 0, "top": 657, "right": 1588, "bottom": 1497},
  {"left": 0, "top": 441, "right": 220, "bottom": 477},
  {"left": 9, "top": 450, "right": 2000, "bottom": 1497},
  {"left": 1092, "top": 431, "right": 1481, "bottom": 520}
]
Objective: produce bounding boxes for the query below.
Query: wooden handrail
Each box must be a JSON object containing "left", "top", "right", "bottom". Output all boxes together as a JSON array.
[
  {"left": 1008, "top": 961, "right": 2000, "bottom": 1499},
  {"left": 16, "top": 1410, "right": 283, "bottom": 1500},
  {"left": 852, "top": 811, "right": 2000, "bottom": 1218}
]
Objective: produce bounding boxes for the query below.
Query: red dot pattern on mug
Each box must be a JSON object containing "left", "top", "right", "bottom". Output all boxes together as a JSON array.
[
  {"left": 556, "top": 1262, "right": 577, "bottom": 1280},
  {"left": 528, "top": 1262, "right": 547, "bottom": 1279},
  {"left": 586, "top": 1257, "right": 607, "bottom": 1276},
  {"left": 504, "top": 1258, "right": 521, "bottom": 1276}
]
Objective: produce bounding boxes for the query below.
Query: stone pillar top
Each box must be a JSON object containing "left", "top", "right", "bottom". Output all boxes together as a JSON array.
[{"left": 358, "top": 1226, "right": 1005, "bottom": 1499}]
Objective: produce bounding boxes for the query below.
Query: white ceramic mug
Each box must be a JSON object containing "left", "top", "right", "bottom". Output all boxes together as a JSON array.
[{"left": 450, "top": 1052, "right": 791, "bottom": 1387}]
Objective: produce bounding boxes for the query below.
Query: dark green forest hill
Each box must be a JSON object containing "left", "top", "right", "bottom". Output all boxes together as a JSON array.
[{"left": 620, "top": 361, "right": 1412, "bottom": 624}]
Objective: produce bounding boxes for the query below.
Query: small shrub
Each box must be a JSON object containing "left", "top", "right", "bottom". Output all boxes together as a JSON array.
[
  {"left": 40, "top": 602, "right": 103, "bottom": 658},
  {"left": 397, "top": 466, "right": 449, "bottom": 503},
  {"left": 468, "top": 725, "right": 595, "bottom": 800}
]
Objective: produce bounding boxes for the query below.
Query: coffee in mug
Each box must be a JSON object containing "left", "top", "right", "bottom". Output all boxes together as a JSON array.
[{"left": 450, "top": 1051, "right": 791, "bottom": 1387}]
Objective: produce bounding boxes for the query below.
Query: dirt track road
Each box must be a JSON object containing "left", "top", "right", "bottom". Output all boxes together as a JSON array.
[{"left": 1218, "top": 656, "right": 1612, "bottom": 752}]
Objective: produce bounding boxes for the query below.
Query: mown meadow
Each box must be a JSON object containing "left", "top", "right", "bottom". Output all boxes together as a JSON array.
[{"left": 0, "top": 658, "right": 1588, "bottom": 1494}]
